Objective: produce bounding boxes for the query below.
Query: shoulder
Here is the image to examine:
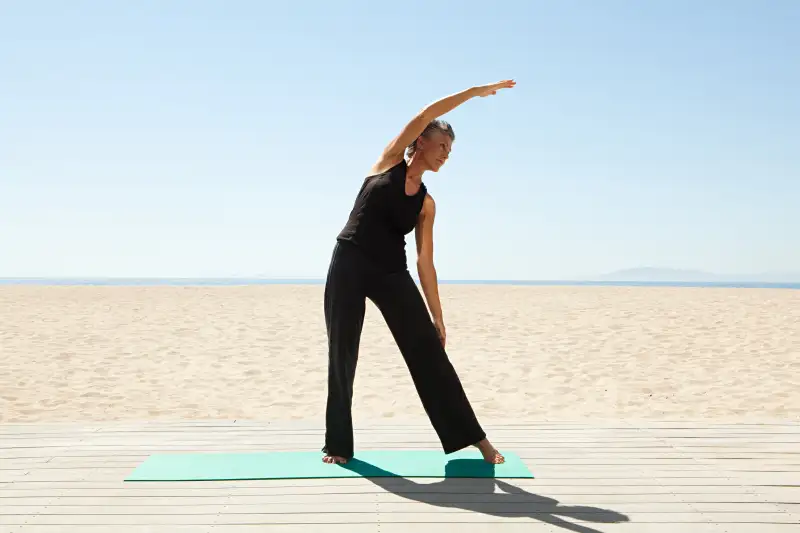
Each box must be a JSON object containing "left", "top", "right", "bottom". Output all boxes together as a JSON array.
[
  {"left": 421, "top": 193, "right": 436, "bottom": 217},
  {"left": 368, "top": 155, "right": 406, "bottom": 177}
]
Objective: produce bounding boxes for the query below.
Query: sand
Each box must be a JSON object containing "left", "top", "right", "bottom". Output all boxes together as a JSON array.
[{"left": 1, "top": 284, "right": 799, "bottom": 425}]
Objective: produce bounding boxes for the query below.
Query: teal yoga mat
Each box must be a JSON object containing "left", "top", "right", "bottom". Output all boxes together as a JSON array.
[{"left": 124, "top": 450, "right": 534, "bottom": 481}]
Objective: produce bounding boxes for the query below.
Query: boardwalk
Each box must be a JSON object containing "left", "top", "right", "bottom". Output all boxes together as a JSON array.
[{"left": 1, "top": 420, "right": 798, "bottom": 532}]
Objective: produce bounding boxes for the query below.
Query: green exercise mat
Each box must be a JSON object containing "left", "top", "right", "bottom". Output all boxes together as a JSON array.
[{"left": 124, "top": 449, "right": 534, "bottom": 481}]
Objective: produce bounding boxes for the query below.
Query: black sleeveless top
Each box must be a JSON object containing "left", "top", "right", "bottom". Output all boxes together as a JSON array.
[{"left": 337, "top": 159, "right": 427, "bottom": 273}]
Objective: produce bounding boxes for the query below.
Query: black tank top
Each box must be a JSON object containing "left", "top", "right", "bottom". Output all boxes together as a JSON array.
[{"left": 337, "top": 159, "right": 427, "bottom": 273}]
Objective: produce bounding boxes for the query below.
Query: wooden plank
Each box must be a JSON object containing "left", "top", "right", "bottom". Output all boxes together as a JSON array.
[
  {"left": 2, "top": 482, "right": 759, "bottom": 496},
  {"left": 33, "top": 454, "right": 723, "bottom": 467},
  {"left": 8, "top": 511, "right": 775, "bottom": 525},
  {"left": 655, "top": 436, "right": 800, "bottom": 443},
  {"left": 695, "top": 512, "right": 799, "bottom": 524},
  {"left": 0, "top": 492, "right": 698, "bottom": 506},
  {"left": 6, "top": 449, "right": 799, "bottom": 463},
  {"left": 729, "top": 472, "right": 800, "bottom": 485},
  {"left": 377, "top": 525, "right": 728, "bottom": 533},
  {"left": 675, "top": 492, "right": 785, "bottom": 504},
  {"left": 0, "top": 526, "right": 377, "bottom": 533},
  {"left": 0, "top": 522, "right": 211, "bottom": 533},
  {"left": 6, "top": 445, "right": 761, "bottom": 455},
  {"left": 4, "top": 514, "right": 385, "bottom": 526},
  {"left": 1, "top": 437, "right": 686, "bottom": 448},
  {"left": 9, "top": 457, "right": 147, "bottom": 468},
  {"left": 0, "top": 423, "right": 623, "bottom": 435},
  {"left": 0, "top": 470, "right": 28, "bottom": 482},
  {"left": 16, "top": 503, "right": 387, "bottom": 515},
  {"left": 0, "top": 426, "right": 649, "bottom": 435},
  {"left": 0, "top": 458, "right": 52, "bottom": 468},
  {"left": 0, "top": 467, "right": 30, "bottom": 477},
  {"left": 701, "top": 458, "right": 800, "bottom": 467},
  {"left": 2, "top": 426, "right": 698, "bottom": 437},
  {"left": 18, "top": 468, "right": 131, "bottom": 482},
  {"left": 23, "top": 425, "right": 793, "bottom": 437},
  {"left": 671, "top": 444, "right": 800, "bottom": 451},
  {"left": 0, "top": 445, "right": 703, "bottom": 455},
  {"left": 6, "top": 501, "right": 787, "bottom": 515},
  {"left": 8, "top": 423, "right": 797, "bottom": 438},
  {"left": 0, "top": 425, "right": 790, "bottom": 441},
  {"left": 5, "top": 429, "right": 794, "bottom": 445},
  {"left": 0, "top": 448, "right": 691, "bottom": 459},
  {"left": 0, "top": 524, "right": 755, "bottom": 533},
  {"left": 0, "top": 438, "right": 680, "bottom": 447},
  {"left": 2, "top": 498, "right": 778, "bottom": 517},
  {"left": 0, "top": 423, "right": 584, "bottom": 433},
  {"left": 0, "top": 419, "right": 794, "bottom": 428},
  {"left": 684, "top": 501, "right": 790, "bottom": 513}
]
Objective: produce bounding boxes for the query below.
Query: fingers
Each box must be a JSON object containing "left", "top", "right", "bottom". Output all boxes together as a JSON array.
[
  {"left": 479, "top": 79, "right": 515, "bottom": 97},
  {"left": 493, "top": 79, "right": 516, "bottom": 89}
]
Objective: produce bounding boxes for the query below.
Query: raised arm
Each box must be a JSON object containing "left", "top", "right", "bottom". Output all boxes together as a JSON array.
[{"left": 371, "top": 80, "right": 515, "bottom": 174}]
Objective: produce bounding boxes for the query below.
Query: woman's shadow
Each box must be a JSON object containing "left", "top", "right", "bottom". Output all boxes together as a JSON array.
[{"left": 340, "top": 457, "right": 630, "bottom": 533}]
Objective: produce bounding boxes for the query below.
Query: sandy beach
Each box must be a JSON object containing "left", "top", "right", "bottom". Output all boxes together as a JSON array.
[{"left": 1, "top": 284, "right": 798, "bottom": 425}]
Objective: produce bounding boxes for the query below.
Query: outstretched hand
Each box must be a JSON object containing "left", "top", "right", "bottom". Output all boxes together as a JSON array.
[{"left": 475, "top": 79, "right": 516, "bottom": 97}]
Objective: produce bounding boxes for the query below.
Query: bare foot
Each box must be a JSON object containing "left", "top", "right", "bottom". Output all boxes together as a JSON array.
[
  {"left": 322, "top": 454, "right": 348, "bottom": 464},
  {"left": 474, "top": 438, "right": 505, "bottom": 464}
]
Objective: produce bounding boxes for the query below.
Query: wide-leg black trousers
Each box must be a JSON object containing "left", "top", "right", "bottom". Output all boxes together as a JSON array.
[{"left": 322, "top": 241, "right": 486, "bottom": 459}]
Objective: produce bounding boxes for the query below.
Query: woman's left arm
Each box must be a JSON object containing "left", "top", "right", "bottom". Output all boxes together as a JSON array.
[{"left": 415, "top": 194, "right": 446, "bottom": 346}]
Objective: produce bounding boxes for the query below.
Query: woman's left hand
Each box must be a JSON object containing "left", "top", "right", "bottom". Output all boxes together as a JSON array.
[
  {"left": 434, "top": 319, "right": 446, "bottom": 347},
  {"left": 474, "top": 79, "right": 516, "bottom": 97}
]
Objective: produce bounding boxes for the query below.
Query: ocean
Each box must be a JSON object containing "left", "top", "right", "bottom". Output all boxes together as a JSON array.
[{"left": 1, "top": 278, "right": 799, "bottom": 289}]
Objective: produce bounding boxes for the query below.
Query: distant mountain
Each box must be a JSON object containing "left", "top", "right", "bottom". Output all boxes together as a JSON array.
[{"left": 593, "top": 267, "right": 800, "bottom": 283}]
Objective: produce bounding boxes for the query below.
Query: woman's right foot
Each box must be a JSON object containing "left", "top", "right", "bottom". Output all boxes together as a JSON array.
[
  {"left": 475, "top": 438, "right": 505, "bottom": 464},
  {"left": 322, "top": 454, "right": 348, "bottom": 464}
]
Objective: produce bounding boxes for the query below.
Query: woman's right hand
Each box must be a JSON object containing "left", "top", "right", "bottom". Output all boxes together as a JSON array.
[
  {"left": 434, "top": 318, "right": 446, "bottom": 348},
  {"left": 474, "top": 79, "right": 516, "bottom": 97}
]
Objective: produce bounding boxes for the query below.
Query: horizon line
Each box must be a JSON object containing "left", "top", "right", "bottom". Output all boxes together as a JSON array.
[{"left": 1, "top": 276, "right": 799, "bottom": 287}]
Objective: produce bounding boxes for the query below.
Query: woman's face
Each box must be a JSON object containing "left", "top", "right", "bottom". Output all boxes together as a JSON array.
[{"left": 417, "top": 130, "right": 452, "bottom": 172}]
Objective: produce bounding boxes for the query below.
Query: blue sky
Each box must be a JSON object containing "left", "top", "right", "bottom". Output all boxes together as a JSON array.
[{"left": 2, "top": 0, "right": 798, "bottom": 280}]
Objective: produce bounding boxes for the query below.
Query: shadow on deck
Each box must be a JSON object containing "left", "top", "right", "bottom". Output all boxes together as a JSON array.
[{"left": 344, "top": 457, "right": 631, "bottom": 533}]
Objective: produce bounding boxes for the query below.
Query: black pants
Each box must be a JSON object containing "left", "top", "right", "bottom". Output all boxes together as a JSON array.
[{"left": 322, "top": 241, "right": 487, "bottom": 459}]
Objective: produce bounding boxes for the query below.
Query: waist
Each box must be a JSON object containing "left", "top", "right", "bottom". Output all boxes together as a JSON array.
[{"left": 334, "top": 237, "right": 408, "bottom": 274}]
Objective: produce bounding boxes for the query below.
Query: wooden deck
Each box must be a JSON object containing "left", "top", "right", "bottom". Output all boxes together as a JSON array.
[{"left": 1, "top": 420, "right": 798, "bottom": 532}]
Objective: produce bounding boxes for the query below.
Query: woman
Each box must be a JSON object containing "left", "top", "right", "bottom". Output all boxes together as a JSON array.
[{"left": 322, "top": 79, "right": 516, "bottom": 465}]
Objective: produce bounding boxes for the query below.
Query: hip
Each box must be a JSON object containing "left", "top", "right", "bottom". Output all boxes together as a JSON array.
[{"left": 328, "top": 239, "right": 408, "bottom": 280}]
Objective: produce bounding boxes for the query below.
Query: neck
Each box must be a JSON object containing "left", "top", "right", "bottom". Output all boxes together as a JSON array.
[{"left": 406, "top": 155, "right": 427, "bottom": 184}]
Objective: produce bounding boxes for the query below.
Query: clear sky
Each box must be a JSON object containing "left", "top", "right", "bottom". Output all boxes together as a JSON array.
[{"left": 2, "top": 0, "right": 798, "bottom": 280}]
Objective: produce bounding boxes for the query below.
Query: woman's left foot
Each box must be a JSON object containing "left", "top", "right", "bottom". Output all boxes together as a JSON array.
[{"left": 475, "top": 438, "right": 505, "bottom": 464}]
